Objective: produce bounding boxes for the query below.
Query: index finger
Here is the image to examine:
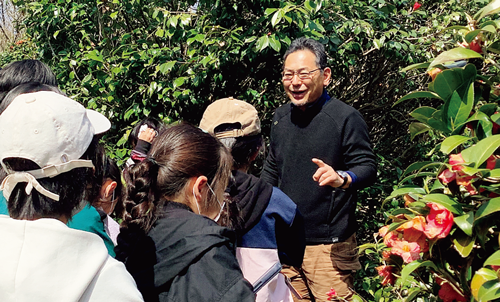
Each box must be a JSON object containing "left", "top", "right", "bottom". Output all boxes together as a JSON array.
[{"left": 312, "top": 158, "right": 325, "bottom": 168}]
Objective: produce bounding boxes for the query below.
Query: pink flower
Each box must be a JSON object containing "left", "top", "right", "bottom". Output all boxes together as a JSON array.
[
  {"left": 376, "top": 265, "right": 396, "bottom": 286},
  {"left": 326, "top": 288, "right": 337, "bottom": 301},
  {"left": 439, "top": 169, "right": 456, "bottom": 184},
  {"left": 391, "top": 240, "right": 421, "bottom": 263},
  {"left": 449, "top": 154, "right": 465, "bottom": 171},
  {"left": 413, "top": 2, "right": 421, "bottom": 10},
  {"left": 424, "top": 203, "right": 454, "bottom": 239},
  {"left": 396, "top": 216, "right": 429, "bottom": 252}
]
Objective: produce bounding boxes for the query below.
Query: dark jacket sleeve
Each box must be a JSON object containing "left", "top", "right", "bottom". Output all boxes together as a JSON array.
[
  {"left": 342, "top": 110, "right": 377, "bottom": 190},
  {"left": 260, "top": 115, "right": 280, "bottom": 187}
]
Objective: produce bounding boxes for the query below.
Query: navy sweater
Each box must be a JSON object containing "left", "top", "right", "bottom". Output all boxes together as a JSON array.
[{"left": 261, "top": 91, "right": 376, "bottom": 244}]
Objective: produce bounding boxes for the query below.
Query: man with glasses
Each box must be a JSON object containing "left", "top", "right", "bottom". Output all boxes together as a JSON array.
[{"left": 261, "top": 37, "right": 376, "bottom": 301}]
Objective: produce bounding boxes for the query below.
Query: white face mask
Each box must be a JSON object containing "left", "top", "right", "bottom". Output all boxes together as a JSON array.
[
  {"left": 207, "top": 183, "right": 225, "bottom": 222},
  {"left": 192, "top": 186, "right": 201, "bottom": 215}
]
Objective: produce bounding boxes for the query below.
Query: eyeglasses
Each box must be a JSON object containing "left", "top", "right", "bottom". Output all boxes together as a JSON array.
[{"left": 282, "top": 68, "right": 322, "bottom": 81}]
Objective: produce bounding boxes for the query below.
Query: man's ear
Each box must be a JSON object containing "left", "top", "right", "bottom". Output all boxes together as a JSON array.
[{"left": 323, "top": 67, "right": 332, "bottom": 86}]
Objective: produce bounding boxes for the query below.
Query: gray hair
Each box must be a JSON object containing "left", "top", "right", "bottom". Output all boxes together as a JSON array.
[{"left": 283, "top": 37, "right": 328, "bottom": 69}]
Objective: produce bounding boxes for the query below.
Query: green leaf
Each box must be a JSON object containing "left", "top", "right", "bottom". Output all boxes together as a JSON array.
[
  {"left": 410, "top": 122, "right": 432, "bottom": 140},
  {"left": 155, "top": 28, "right": 164, "bottom": 37},
  {"left": 400, "top": 62, "right": 430, "bottom": 72},
  {"left": 401, "top": 161, "right": 436, "bottom": 178},
  {"left": 475, "top": 197, "right": 500, "bottom": 221},
  {"left": 422, "top": 194, "right": 463, "bottom": 215},
  {"left": 124, "top": 109, "right": 134, "bottom": 120},
  {"left": 454, "top": 211, "right": 474, "bottom": 237},
  {"left": 86, "top": 50, "right": 103, "bottom": 63},
  {"left": 433, "top": 64, "right": 477, "bottom": 103},
  {"left": 173, "top": 77, "right": 186, "bottom": 88},
  {"left": 394, "top": 91, "right": 442, "bottom": 107},
  {"left": 404, "top": 288, "right": 422, "bottom": 302},
  {"left": 472, "top": 268, "right": 498, "bottom": 300},
  {"left": 400, "top": 260, "right": 438, "bottom": 285},
  {"left": 441, "top": 135, "right": 472, "bottom": 154},
  {"left": 484, "top": 250, "right": 500, "bottom": 267},
  {"left": 411, "top": 107, "right": 437, "bottom": 123},
  {"left": 264, "top": 8, "right": 278, "bottom": 15},
  {"left": 269, "top": 36, "right": 281, "bottom": 52},
  {"left": 475, "top": 0, "right": 500, "bottom": 21},
  {"left": 429, "top": 48, "right": 483, "bottom": 68},
  {"left": 159, "top": 61, "right": 176, "bottom": 75},
  {"left": 479, "top": 280, "right": 500, "bottom": 302},
  {"left": 256, "top": 35, "right": 270, "bottom": 51},
  {"left": 385, "top": 186, "right": 426, "bottom": 200},
  {"left": 271, "top": 10, "right": 282, "bottom": 27},
  {"left": 461, "top": 135, "right": 500, "bottom": 168},
  {"left": 465, "top": 29, "right": 482, "bottom": 43},
  {"left": 452, "top": 231, "right": 474, "bottom": 257}
]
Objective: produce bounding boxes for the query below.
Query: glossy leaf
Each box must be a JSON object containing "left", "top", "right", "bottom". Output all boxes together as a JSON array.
[
  {"left": 478, "top": 280, "right": 500, "bottom": 302},
  {"left": 472, "top": 268, "right": 498, "bottom": 301},
  {"left": 454, "top": 211, "right": 474, "bottom": 237},
  {"left": 441, "top": 135, "right": 472, "bottom": 154},
  {"left": 385, "top": 186, "right": 426, "bottom": 200},
  {"left": 465, "top": 29, "right": 482, "bottom": 43},
  {"left": 400, "top": 260, "right": 438, "bottom": 285},
  {"left": 461, "top": 135, "right": 500, "bottom": 168},
  {"left": 429, "top": 48, "right": 483, "bottom": 69},
  {"left": 410, "top": 107, "right": 437, "bottom": 123},
  {"left": 394, "top": 91, "right": 442, "bottom": 106},
  {"left": 400, "top": 62, "right": 430, "bottom": 72},
  {"left": 484, "top": 250, "right": 500, "bottom": 267},
  {"left": 410, "top": 122, "right": 432, "bottom": 140},
  {"left": 452, "top": 231, "right": 474, "bottom": 257},
  {"left": 401, "top": 161, "right": 438, "bottom": 178},
  {"left": 475, "top": 197, "right": 500, "bottom": 221},
  {"left": 421, "top": 194, "right": 463, "bottom": 214},
  {"left": 475, "top": 0, "right": 500, "bottom": 21}
]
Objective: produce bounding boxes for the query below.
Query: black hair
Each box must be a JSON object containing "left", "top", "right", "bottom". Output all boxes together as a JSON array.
[
  {"left": 122, "top": 123, "right": 232, "bottom": 232},
  {"left": 283, "top": 37, "right": 328, "bottom": 70},
  {"left": 0, "top": 60, "right": 58, "bottom": 102},
  {"left": 215, "top": 124, "right": 264, "bottom": 171},
  {"left": 128, "top": 117, "right": 167, "bottom": 148},
  {"left": 3, "top": 137, "right": 99, "bottom": 220}
]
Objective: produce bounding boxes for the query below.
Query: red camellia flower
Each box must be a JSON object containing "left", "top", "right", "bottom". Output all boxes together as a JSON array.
[
  {"left": 391, "top": 240, "right": 421, "bottom": 263},
  {"left": 439, "top": 153, "right": 477, "bottom": 194},
  {"left": 437, "top": 278, "right": 466, "bottom": 302},
  {"left": 413, "top": 2, "right": 421, "bottom": 10},
  {"left": 397, "top": 216, "right": 429, "bottom": 252},
  {"left": 376, "top": 265, "right": 396, "bottom": 286},
  {"left": 379, "top": 226, "right": 400, "bottom": 247},
  {"left": 326, "top": 288, "right": 337, "bottom": 301},
  {"left": 424, "top": 203, "right": 454, "bottom": 239}
]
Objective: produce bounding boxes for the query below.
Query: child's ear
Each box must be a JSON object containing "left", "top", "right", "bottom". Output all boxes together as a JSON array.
[{"left": 103, "top": 180, "right": 117, "bottom": 198}]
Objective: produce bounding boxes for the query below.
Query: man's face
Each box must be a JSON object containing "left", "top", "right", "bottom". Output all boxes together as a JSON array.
[{"left": 282, "top": 49, "right": 331, "bottom": 108}]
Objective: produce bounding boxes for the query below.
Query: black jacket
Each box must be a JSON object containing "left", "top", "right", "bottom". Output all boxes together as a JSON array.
[
  {"left": 261, "top": 91, "right": 377, "bottom": 244},
  {"left": 115, "top": 202, "right": 255, "bottom": 302}
]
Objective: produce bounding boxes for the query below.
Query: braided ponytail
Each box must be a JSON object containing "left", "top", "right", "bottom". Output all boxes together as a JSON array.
[{"left": 122, "top": 158, "right": 161, "bottom": 233}]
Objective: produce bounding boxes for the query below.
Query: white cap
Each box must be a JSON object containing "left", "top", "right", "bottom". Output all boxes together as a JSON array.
[{"left": 0, "top": 91, "right": 111, "bottom": 201}]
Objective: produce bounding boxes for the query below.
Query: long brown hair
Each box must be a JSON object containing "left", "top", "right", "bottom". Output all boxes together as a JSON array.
[{"left": 122, "top": 123, "right": 232, "bottom": 232}]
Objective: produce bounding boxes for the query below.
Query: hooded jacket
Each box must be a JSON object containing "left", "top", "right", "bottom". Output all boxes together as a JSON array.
[
  {"left": 115, "top": 201, "right": 255, "bottom": 302},
  {"left": 0, "top": 216, "right": 143, "bottom": 302},
  {"left": 229, "top": 170, "right": 305, "bottom": 302}
]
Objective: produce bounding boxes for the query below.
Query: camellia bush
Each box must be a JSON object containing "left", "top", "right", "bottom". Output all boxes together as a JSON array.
[{"left": 360, "top": 0, "right": 500, "bottom": 301}]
